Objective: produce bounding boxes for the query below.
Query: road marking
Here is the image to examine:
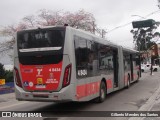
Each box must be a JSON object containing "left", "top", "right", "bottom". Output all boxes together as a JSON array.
[{"left": 0, "top": 101, "right": 28, "bottom": 110}]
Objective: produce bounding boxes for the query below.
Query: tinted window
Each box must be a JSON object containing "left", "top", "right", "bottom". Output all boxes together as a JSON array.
[
  {"left": 87, "top": 41, "right": 98, "bottom": 77},
  {"left": 74, "top": 36, "right": 88, "bottom": 78},
  {"left": 19, "top": 55, "right": 63, "bottom": 65},
  {"left": 132, "top": 54, "right": 140, "bottom": 66},
  {"left": 98, "top": 44, "right": 114, "bottom": 75},
  {"left": 18, "top": 30, "right": 65, "bottom": 49},
  {"left": 123, "top": 53, "right": 131, "bottom": 71},
  {"left": 74, "top": 35, "right": 117, "bottom": 78}
]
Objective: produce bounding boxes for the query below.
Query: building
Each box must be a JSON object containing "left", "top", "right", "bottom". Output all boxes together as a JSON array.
[
  {"left": 140, "top": 43, "right": 160, "bottom": 65},
  {"left": 3, "top": 65, "right": 13, "bottom": 71}
]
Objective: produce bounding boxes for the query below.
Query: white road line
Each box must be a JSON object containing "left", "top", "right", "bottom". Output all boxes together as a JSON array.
[{"left": 0, "top": 101, "right": 29, "bottom": 110}]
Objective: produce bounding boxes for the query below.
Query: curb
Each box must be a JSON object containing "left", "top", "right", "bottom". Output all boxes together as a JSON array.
[{"left": 128, "top": 74, "right": 160, "bottom": 120}]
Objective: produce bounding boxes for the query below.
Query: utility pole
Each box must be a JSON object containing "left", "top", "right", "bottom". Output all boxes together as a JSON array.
[{"left": 102, "top": 29, "right": 106, "bottom": 38}]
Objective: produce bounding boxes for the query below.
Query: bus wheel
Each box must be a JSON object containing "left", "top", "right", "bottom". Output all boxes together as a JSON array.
[
  {"left": 126, "top": 75, "right": 130, "bottom": 89},
  {"left": 95, "top": 81, "right": 106, "bottom": 103}
]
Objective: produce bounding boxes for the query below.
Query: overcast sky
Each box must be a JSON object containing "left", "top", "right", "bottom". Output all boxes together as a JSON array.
[{"left": 0, "top": 0, "right": 160, "bottom": 64}]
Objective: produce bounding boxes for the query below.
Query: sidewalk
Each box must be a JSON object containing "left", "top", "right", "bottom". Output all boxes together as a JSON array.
[
  {"left": 129, "top": 71, "right": 160, "bottom": 120},
  {"left": 0, "top": 82, "right": 14, "bottom": 95}
]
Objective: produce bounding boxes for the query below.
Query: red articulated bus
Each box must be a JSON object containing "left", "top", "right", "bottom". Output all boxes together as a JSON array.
[{"left": 14, "top": 26, "right": 140, "bottom": 103}]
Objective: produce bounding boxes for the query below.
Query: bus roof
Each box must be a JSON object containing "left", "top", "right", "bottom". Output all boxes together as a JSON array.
[
  {"left": 122, "top": 47, "right": 139, "bottom": 53},
  {"left": 66, "top": 26, "right": 138, "bottom": 53},
  {"left": 67, "top": 26, "right": 120, "bottom": 48},
  {"left": 16, "top": 25, "right": 66, "bottom": 32},
  {"left": 17, "top": 26, "right": 138, "bottom": 53}
]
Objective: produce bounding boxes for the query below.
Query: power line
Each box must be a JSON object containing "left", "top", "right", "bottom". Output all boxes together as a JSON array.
[
  {"left": 144, "top": 10, "right": 160, "bottom": 18},
  {"left": 107, "top": 10, "right": 160, "bottom": 33},
  {"left": 107, "top": 22, "right": 132, "bottom": 33}
]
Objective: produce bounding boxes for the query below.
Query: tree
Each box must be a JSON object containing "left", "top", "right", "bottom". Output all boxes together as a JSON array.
[
  {"left": 0, "top": 63, "right": 5, "bottom": 79},
  {"left": 131, "top": 20, "right": 160, "bottom": 64},
  {"left": 0, "top": 63, "right": 13, "bottom": 82},
  {"left": 0, "top": 9, "right": 102, "bottom": 54},
  {"left": 62, "top": 10, "right": 96, "bottom": 33},
  {"left": 153, "top": 32, "right": 160, "bottom": 43},
  {"left": 4, "top": 70, "right": 13, "bottom": 82},
  {"left": 37, "top": 9, "right": 63, "bottom": 26},
  {"left": 0, "top": 24, "right": 27, "bottom": 54},
  {"left": 23, "top": 15, "right": 36, "bottom": 27},
  {"left": 130, "top": 20, "right": 160, "bottom": 51}
]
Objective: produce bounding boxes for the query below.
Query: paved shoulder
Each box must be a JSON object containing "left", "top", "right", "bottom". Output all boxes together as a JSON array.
[{"left": 0, "top": 93, "right": 15, "bottom": 103}]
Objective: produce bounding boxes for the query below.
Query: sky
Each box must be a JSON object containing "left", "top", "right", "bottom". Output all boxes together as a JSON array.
[{"left": 0, "top": 0, "right": 160, "bottom": 64}]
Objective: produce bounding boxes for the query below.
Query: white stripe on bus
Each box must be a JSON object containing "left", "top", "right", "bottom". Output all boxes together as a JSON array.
[{"left": 19, "top": 47, "right": 62, "bottom": 52}]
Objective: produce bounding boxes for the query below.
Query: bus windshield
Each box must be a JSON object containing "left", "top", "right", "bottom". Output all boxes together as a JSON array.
[{"left": 17, "top": 29, "right": 65, "bottom": 52}]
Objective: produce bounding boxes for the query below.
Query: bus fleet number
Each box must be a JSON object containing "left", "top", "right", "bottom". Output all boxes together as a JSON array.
[{"left": 78, "top": 70, "right": 87, "bottom": 76}]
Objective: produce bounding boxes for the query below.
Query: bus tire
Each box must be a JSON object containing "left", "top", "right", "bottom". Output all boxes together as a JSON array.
[
  {"left": 95, "top": 81, "right": 106, "bottom": 103},
  {"left": 126, "top": 75, "right": 130, "bottom": 89}
]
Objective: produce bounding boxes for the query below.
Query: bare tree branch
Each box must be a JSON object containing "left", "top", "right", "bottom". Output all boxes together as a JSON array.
[{"left": 0, "top": 9, "right": 104, "bottom": 56}]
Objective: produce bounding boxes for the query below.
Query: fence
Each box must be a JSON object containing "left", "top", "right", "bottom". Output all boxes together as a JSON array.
[{"left": 0, "top": 82, "right": 14, "bottom": 94}]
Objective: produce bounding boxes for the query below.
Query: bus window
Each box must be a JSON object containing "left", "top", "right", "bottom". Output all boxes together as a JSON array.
[
  {"left": 132, "top": 54, "right": 140, "bottom": 66},
  {"left": 87, "top": 41, "right": 98, "bottom": 77},
  {"left": 18, "top": 30, "right": 65, "bottom": 50},
  {"left": 123, "top": 54, "right": 131, "bottom": 71},
  {"left": 98, "top": 44, "right": 114, "bottom": 75},
  {"left": 17, "top": 29, "right": 65, "bottom": 65},
  {"left": 74, "top": 36, "right": 88, "bottom": 78}
]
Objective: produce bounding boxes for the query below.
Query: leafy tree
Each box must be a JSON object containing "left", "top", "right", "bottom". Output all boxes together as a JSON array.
[
  {"left": 130, "top": 21, "right": 160, "bottom": 51},
  {"left": 0, "top": 63, "right": 5, "bottom": 79},
  {"left": 0, "top": 63, "right": 13, "bottom": 82},
  {"left": 4, "top": 70, "right": 13, "bottom": 82},
  {"left": 153, "top": 32, "right": 160, "bottom": 43},
  {"left": 131, "top": 20, "right": 160, "bottom": 64}
]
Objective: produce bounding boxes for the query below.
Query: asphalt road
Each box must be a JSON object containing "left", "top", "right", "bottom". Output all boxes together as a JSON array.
[{"left": 0, "top": 71, "right": 160, "bottom": 120}]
